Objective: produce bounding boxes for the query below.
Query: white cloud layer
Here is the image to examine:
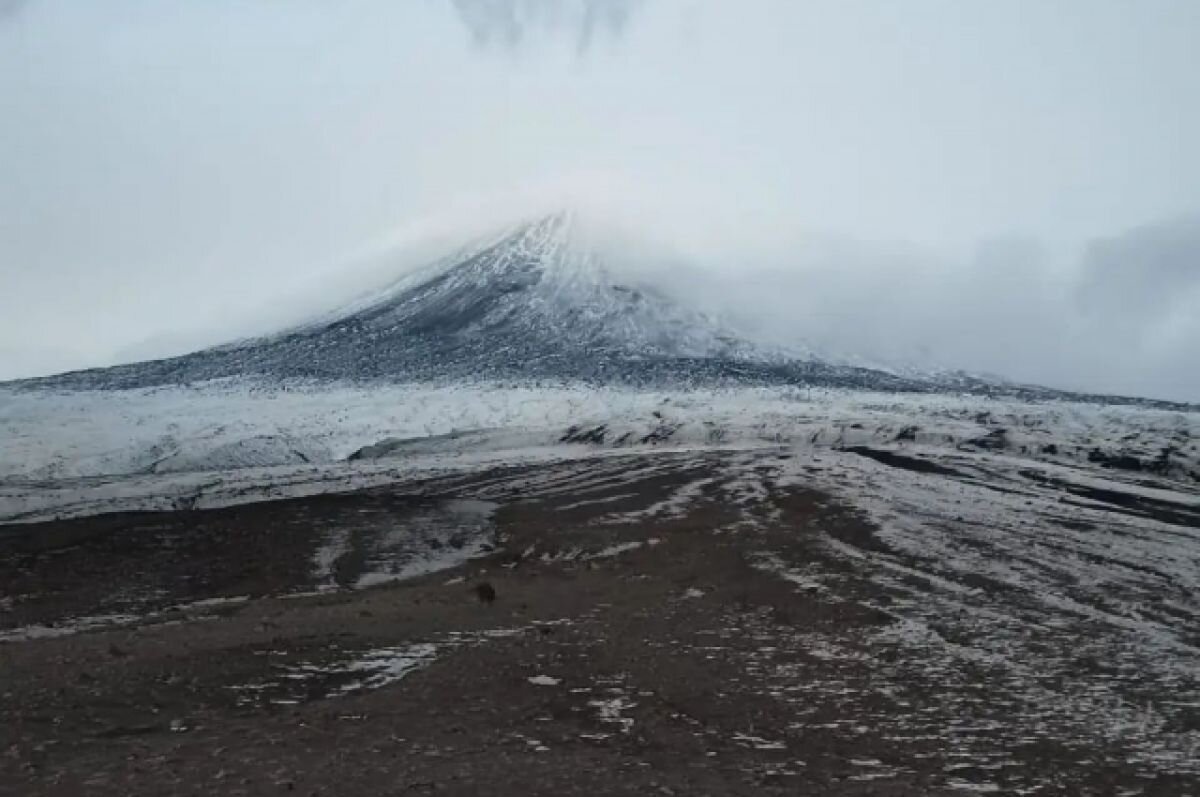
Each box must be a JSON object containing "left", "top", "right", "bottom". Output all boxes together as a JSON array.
[{"left": 1, "top": 1, "right": 1198, "bottom": 400}]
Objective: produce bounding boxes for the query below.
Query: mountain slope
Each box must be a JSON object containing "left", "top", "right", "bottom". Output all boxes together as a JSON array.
[
  {"left": 10, "top": 213, "right": 1194, "bottom": 408},
  {"left": 16, "top": 214, "right": 939, "bottom": 392}
]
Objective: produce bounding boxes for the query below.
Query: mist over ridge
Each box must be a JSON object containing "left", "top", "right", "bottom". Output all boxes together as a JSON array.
[{"left": 1, "top": 1, "right": 1198, "bottom": 400}]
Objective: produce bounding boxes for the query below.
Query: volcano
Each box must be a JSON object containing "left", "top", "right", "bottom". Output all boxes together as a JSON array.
[
  {"left": 14, "top": 213, "right": 1181, "bottom": 406},
  {"left": 19, "top": 213, "right": 950, "bottom": 392}
]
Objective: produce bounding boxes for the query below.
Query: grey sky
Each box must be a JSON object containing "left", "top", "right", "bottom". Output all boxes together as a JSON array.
[{"left": 1, "top": 1, "right": 1198, "bottom": 400}]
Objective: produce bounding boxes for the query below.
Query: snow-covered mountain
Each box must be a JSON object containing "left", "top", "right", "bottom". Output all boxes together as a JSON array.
[
  {"left": 8, "top": 214, "right": 919, "bottom": 392},
  {"left": 3, "top": 213, "right": 1189, "bottom": 407}
]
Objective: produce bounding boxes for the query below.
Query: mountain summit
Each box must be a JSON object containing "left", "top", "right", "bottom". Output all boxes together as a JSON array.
[{"left": 306, "top": 212, "right": 763, "bottom": 364}]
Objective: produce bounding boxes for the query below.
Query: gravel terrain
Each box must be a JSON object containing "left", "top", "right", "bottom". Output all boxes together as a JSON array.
[{"left": 3, "top": 450, "right": 1198, "bottom": 795}]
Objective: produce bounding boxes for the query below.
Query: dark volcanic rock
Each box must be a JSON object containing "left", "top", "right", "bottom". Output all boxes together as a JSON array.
[
  {"left": 843, "top": 446, "right": 966, "bottom": 478},
  {"left": 1087, "top": 448, "right": 1145, "bottom": 472}
]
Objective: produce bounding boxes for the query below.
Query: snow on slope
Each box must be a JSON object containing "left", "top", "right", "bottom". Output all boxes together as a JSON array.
[
  {"left": 12, "top": 212, "right": 1193, "bottom": 408},
  {"left": 309, "top": 212, "right": 763, "bottom": 361},
  {"left": 1, "top": 378, "right": 1195, "bottom": 522},
  {"left": 10, "top": 213, "right": 996, "bottom": 395}
]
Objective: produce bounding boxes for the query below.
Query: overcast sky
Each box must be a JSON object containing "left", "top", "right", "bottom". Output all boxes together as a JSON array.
[{"left": 1, "top": 1, "right": 1198, "bottom": 400}]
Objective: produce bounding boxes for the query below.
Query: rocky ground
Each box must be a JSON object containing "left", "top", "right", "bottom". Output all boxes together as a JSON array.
[{"left": 1, "top": 450, "right": 1198, "bottom": 796}]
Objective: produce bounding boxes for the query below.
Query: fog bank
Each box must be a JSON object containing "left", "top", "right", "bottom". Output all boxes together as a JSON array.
[{"left": 1, "top": 1, "right": 1197, "bottom": 400}]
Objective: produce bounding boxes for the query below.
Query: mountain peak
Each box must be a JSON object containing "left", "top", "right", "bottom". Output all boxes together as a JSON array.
[{"left": 10, "top": 211, "right": 945, "bottom": 393}]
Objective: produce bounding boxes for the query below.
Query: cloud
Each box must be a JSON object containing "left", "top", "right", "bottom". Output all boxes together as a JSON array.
[
  {"left": 0, "top": 0, "right": 28, "bottom": 23},
  {"left": 640, "top": 219, "right": 1199, "bottom": 401},
  {"left": 1077, "top": 217, "right": 1200, "bottom": 326},
  {"left": 0, "top": 1, "right": 1198, "bottom": 401},
  {"left": 450, "top": 0, "right": 643, "bottom": 53}
]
